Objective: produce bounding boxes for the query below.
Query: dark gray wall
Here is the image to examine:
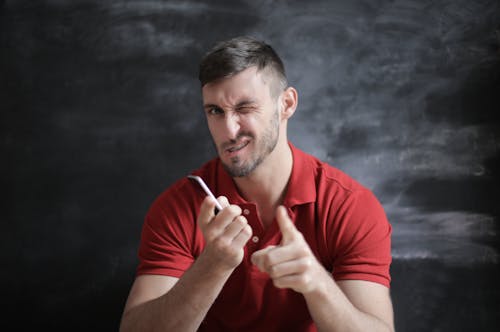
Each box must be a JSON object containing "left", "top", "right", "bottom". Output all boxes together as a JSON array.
[{"left": 2, "top": 0, "right": 499, "bottom": 330}]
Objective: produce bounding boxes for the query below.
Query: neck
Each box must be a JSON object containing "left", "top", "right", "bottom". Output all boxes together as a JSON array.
[{"left": 233, "top": 140, "right": 293, "bottom": 228}]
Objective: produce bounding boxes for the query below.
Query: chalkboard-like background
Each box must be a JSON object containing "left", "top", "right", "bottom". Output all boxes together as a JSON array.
[{"left": 2, "top": 0, "right": 499, "bottom": 330}]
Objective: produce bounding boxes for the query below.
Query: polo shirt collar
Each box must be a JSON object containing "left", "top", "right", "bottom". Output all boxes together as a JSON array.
[
  {"left": 283, "top": 142, "right": 317, "bottom": 207},
  {"left": 215, "top": 142, "right": 317, "bottom": 207}
]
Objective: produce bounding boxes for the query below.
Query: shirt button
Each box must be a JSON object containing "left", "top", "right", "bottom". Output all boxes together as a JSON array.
[
  {"left": 243, "top": 209, "right": 250, "bottom": 215},
  {"left": 251, "top": 236, "right": 259, "bottom": 243}
]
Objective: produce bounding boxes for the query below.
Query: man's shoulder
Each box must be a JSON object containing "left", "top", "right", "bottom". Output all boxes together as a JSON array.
[
  {"left": 317, "top": 160, "right": 366, "bottom": 194},
  {"left": 293, "top": 145, "right": 367, "bottom": 194}
]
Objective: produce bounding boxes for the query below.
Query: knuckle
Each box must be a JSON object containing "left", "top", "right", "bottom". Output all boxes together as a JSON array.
[
  {"left": 269, "top": 265, "right": 280, "bottom": 278},
  {"left": 299, "top": 273, "right": 312, "bottom": 286},
  {"left": 272, "top": 278, "right": 283, "bottom": 288},
  {"left": 229, "top": 204, "right": 242, "bottom": 215},
  {"left": 218, "top": 196, "right": 229, "bottom": 206},
  {"left": 242, "top": 225, "right": 253, "bottom": 239},
  {"left": 263, "top": 256, "right": 273, "bottom": 269},
  {"left": 202, "top": 196, "right": 212, "bottom": 207},
  {"left": 235, "top": 215, "right": 246, "bottom": 225},
  {"left": 302, "top": 257, "right": 312, "bottom": 268}
]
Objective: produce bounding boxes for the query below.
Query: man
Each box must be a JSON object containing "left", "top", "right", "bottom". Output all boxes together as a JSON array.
[{"left": 120, "top": 36, "right": 394, "bottom": 331}]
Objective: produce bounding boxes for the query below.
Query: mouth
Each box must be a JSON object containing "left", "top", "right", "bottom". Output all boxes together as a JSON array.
[{"left": 224, "top": 140, "right": 250, "bottom": 155}]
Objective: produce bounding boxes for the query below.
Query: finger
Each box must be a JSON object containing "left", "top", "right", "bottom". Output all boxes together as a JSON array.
[
  {"left": 251, "top": 246, "right": 278, "bottom": 270},
  {"left": 199, "top": 195, "right": 230, "bottom": 223},
  {"left": 223, "top": 215, "right": 249, "bottom": 240},
  {"left": 210, "top": 204, "right": 242, "bottom": 231},
  {"left": 210, "top": 216, "right": 250, "bottom": 251},
  {"left": 259, "top": 242, "right": 309, "bottom": 268},
  {"left": 251, "top": 243, "right": 309, "bottom": 273},
  {"left": 267, "top": 256, "right": 313, "bottom": 279},
  {"left": 272, "top": 273, "right": 313, "bottom": 292},
  {"left": 208, "top": 196, "right": 228, "bottom": 215},
  {"left": 198, "top": 196, "right": 218, "bottom": 227},
  {"left": 231, "top": 223, "right": 253, "bottom": 249},
  {"left": 217, "top": 196, "right": 230, "bottom": 208},
  {"left": 276, "top": 206, "right": 298, "bottom": 245}
]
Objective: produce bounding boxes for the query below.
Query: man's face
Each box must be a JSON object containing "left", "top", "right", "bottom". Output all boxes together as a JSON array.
[{"left": 202, "top": 67, "right": 281, "bottom": 177}]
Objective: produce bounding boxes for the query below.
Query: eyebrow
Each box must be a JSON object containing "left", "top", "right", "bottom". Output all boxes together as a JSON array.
[
  {"left": 203, "top": 103, "right": 220, "bottom": 111},
  {"left": 203, "top": 99, "right": 258, "bottom": 110},
  {"left": 235, "top": 99, "right": 258, "bottom": 108}
]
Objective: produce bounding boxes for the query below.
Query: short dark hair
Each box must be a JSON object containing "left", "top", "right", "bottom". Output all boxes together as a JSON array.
[{"left": 199, "top": 36, "right": 287, "bottom": 96}]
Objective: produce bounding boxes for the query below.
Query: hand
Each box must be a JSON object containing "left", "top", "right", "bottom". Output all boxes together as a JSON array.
[
  {"left": 251, "top": 206, "right": 327, "bottom": 294},
  {"left": 198, "top": 196, "right": 253, "bottom": 272}
]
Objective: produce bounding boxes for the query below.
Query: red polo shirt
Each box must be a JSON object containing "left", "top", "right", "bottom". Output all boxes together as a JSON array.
[{"left": 137, "top": 143, "right": 392, "bottom": 331}]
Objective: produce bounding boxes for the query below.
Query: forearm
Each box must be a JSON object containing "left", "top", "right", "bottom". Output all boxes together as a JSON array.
[
  {"left": 120, "top": 253, "right": 233, "bottom": 332},
  {"left": 304, "top": 271, "right": 393, "bottom": 332}
]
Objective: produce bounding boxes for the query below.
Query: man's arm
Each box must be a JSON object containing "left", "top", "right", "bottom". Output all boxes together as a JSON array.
[
  {"left": 303, "top": 276, "right": 394, "bottom": 332},
  {"left": 120, "top": 196, "right": 252, "bottom": 332},
  {"left": 251, "top": 206, "right": 394, "bottom": 332}
]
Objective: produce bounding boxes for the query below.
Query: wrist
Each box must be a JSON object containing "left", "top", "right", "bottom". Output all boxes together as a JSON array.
[
  {"left": 197, "top": 248, "right": 239, "bottom": 278},
  {"left": 302, "top": 266, "right": 333, "bottom": 298}
]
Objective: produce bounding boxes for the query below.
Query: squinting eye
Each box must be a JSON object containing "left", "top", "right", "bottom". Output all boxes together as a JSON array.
[{"left": 237, "top": 107, "right": 251, "bottom": 113}]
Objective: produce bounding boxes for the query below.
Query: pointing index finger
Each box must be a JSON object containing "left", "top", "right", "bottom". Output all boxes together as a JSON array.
[{"left": 276, "top": 206, "right": 297, "bottom": 244}]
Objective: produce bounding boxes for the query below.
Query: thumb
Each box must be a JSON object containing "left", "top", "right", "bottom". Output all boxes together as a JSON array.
[{"left": 276, "top": 206, "right": 296, "bottom": 245}]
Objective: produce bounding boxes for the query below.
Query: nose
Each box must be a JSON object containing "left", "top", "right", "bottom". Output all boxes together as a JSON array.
[{"left": 223, "top": 112, "right": 240, "bottom": 140}]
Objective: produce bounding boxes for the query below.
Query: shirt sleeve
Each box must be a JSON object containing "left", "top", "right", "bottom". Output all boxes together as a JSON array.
[
  {"left": 136, "top": 185, "right": 203, "bottom": 278},
  {"left": 330, "top": 189, "right": 392, "bottom": 287}
]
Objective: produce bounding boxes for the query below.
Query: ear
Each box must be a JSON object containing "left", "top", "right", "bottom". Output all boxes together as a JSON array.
[{"left": 279, "top": 86, "right": 298, "bottom": 121}]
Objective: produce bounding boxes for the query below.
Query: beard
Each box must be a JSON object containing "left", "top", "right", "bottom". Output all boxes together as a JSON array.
[{"left": 219, "top": 109, "right": 280, "bottom": 178}]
